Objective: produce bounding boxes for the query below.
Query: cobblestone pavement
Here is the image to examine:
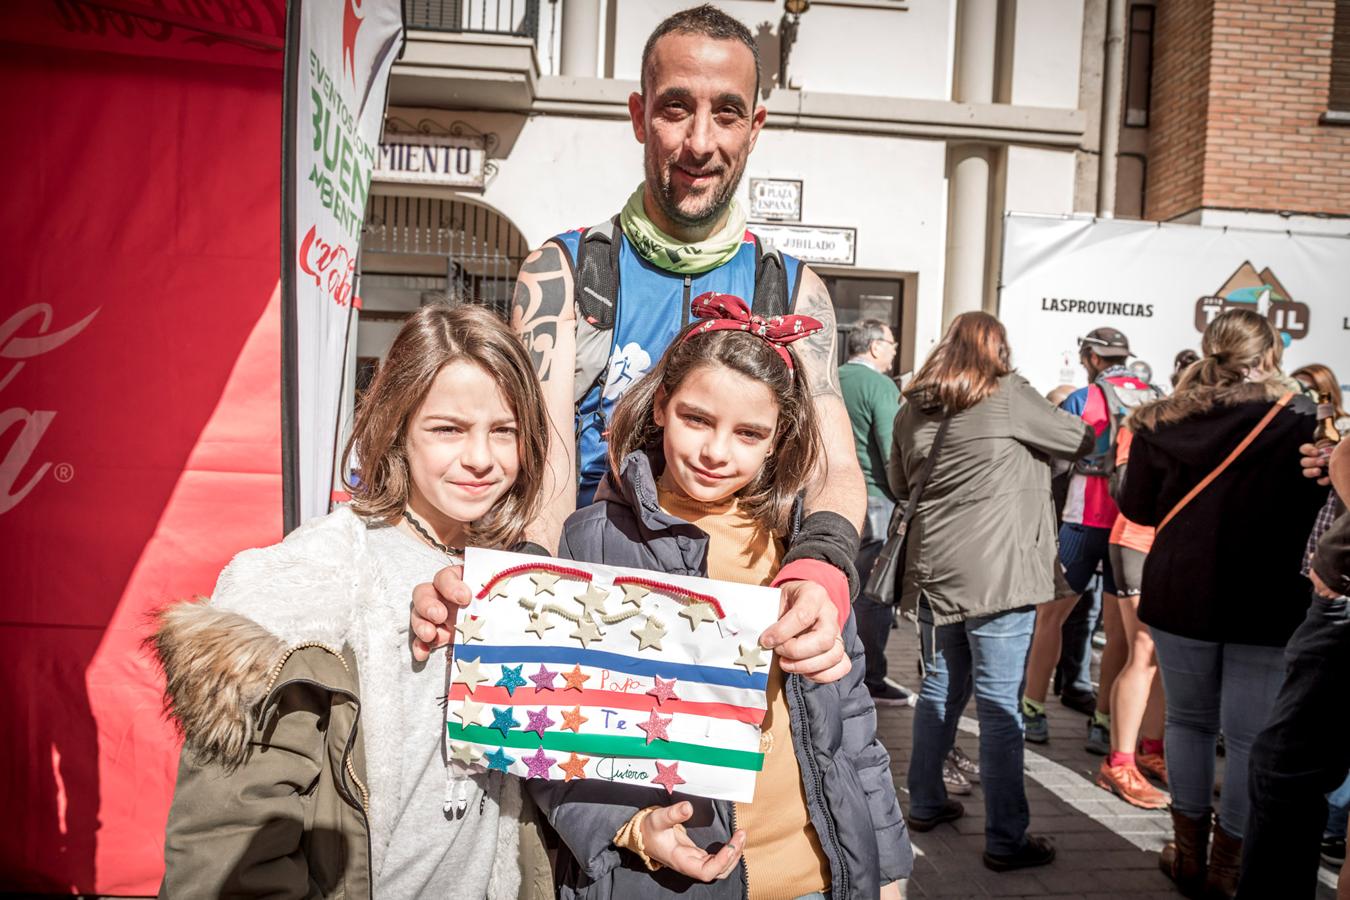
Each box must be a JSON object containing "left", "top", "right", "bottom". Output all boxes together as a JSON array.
[{"left": 876, "top": 620, "right": 1339, "bottom": 899}]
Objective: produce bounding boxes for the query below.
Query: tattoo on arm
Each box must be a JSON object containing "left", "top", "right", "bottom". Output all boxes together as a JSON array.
[
  {"left": 511, "top": 245, "right": 569, "bottom": 383},
  {"left": 794, "top": 278, "right": 842, "bottom": 398}
]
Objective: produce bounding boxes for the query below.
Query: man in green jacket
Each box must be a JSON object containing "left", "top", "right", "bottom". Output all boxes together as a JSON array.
[{"left": 839, "top": 319, "right": 905, "bottom": 705}]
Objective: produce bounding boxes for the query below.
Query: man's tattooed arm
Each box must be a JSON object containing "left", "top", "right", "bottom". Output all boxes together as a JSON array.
[
  {"left": 793, "top": 269, "right": 842, "bottom": 398},
  {"left": 511, "top": 244, "right": 571, "bottom": 384},
  {"left": 510, "top": 243, "right": 577, "bottom": 550},
  {"left": 795, "top": 266, "right": 865, "bottom": 532}
]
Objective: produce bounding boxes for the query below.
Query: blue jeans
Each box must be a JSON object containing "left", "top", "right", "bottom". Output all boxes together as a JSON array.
[
  {"left": 1238, "top": 596, "right": 1350, "bottom": 899},
  {"left": 1150, "top": 627, "right": 1285, "bottom": 837},
  {"left": 1327, "top": 772, "right": 1350, "bottom": 841},
  {"left": 909, "top": 601, "right": 1036, "bottom": 855},
  {"left": 854, "top": 496, "right": 896, "bottom": 692}
]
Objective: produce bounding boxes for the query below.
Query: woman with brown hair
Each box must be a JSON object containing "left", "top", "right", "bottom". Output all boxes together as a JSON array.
[
  {"left": 888, "top": 312, "right": 1092, "bottom": 872},
  {"left": 1118, "top": 308, "right": 1327, "bottom": 898},
  {"left": 151, "top": 303, "right": 552, "bottom": 899}
]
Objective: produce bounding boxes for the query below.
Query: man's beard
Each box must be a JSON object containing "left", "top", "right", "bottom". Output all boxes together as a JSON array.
[{"left": 648, "top": 153, "right": 745, "bottom": 230}]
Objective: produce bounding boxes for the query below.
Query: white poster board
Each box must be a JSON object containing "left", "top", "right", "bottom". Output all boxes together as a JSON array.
[{"left": 998, "top": 214, "right": 1350, "bottom": 395}]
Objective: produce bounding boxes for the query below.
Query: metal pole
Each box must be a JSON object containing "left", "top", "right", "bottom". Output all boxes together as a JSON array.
[{"left": 1097, "top": 0, "right": 1126, "bottom": 217}]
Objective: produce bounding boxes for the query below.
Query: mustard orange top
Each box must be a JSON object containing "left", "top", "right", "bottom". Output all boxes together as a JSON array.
[{"left": 1109, "top": 428, "right": 1155, "bottom": 554}]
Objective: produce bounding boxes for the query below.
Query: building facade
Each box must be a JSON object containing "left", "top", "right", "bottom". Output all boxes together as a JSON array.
[{"left": 351, "top": 0, "right": 1350, "bottom": 387}]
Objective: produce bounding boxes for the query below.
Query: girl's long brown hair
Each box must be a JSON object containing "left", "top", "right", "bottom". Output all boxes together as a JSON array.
[
  {"left": 1176, "top": 308, "right": 1282, "bottom": 393},
  {"left": 903, "top": 311, "right": 1013, "bottom": 413},
  {"left": 606, "top": 327, "right": 822, "bottom": 534},
  {"left": 342, "top": 303, "right": 549, "bottom": 549},
  {"left": 1291, "top": 363, "right": 1346, "bottom": 419}
]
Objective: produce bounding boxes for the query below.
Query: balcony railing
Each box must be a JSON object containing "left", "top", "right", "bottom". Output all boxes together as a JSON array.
[{"left": 405, "top": 0, "right": 540, "bottom": 39}]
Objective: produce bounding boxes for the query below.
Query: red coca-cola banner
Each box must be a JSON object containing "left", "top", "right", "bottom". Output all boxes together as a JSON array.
[{"left": 0, "top": 2, "right": 285, "bottom": 892}]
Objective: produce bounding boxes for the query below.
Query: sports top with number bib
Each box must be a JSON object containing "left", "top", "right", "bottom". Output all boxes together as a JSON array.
[{"left": 551, "top": 227, "right": 803, "bottom": 505}]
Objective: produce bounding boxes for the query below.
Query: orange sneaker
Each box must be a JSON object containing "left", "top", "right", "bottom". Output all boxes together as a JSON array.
[
  {"left": 1096, "top": 760, "right": 1170, "bottom": 810},
  {"left": 1136, "top": 751, "right": 1168, "bottom": 787}
]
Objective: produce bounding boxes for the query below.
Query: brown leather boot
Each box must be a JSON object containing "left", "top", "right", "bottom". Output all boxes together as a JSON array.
[
  {"left": 1159, "top": 809, "right": 1212, "bottom": 898},
  {"left": 1205, "top": 823, "right": 1241, "bottom": 899}
]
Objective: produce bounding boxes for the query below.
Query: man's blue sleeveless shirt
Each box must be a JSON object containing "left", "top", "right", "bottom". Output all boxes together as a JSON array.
[{"left": 551, "top": 228, "right": 803, "bottom": 505}]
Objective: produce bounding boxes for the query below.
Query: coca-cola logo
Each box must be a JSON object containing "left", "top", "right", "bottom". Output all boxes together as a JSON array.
[
  {"left": 0, "top": 304, "right": 99, "bottom": 515},
  {"left": 299, "top": 223, "right": 358, "bottom": 308}
]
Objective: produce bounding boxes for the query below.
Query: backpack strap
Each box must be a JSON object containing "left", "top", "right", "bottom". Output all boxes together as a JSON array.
[
  {"left": 567, "top": 216, "right": 622, "bottom": 406},
  {"left": 749, "top": 232, "right": 796, "bottom": 317}
]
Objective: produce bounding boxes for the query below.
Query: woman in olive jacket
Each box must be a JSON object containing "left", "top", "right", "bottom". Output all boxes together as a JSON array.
[
  {"left": 1117, "top": 308, "right": 1326, "bottom": 899},
  {"left": 888, "top": 312, "right": 1092, "bottom": 872}
]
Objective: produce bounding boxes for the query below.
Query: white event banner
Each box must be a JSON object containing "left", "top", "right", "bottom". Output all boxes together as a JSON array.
[
  {"left": 998, "top": 213, "right": 1350, "bottom": 394},
  {"left": 285, "top": 0, "right": 404, "bottom": 527}
]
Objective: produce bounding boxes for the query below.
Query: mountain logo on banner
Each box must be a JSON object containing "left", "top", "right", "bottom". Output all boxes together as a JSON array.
[{"left": 1195, "top": 262, "right": 1310, "bottom": 346}]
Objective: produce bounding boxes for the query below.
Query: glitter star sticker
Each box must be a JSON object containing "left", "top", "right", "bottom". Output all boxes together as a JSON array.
[
  {"left": 495, "top": 663, "right": 527, "bottom": 696},
  {"left": 454, "top": 657, "right": 491, "bottom": 693},
  {"left": 560, "top": 706, "right": 588, "bottom": 733},
  {"left": 489, "top": 706, "right": 519, "bottom": 737},
  {"left": 562, "top": 665, "right": 590, "bottom": 692},
  {"left": 531, "top": 571, "right": 562, "bottom": 596},
  {"left": 450, "top": 741, "right": 483, "bottom": 766},
  {"left": 620, "top": 583, "right": 651, "bottom": 608},
  {"left": 679, "top": 602, "right": 718, "bottom": 631},
  {"left": 452, "top": 697, "right": 485, "bottom": 727},
  {"left": 524, "top": 611, "right": 554, "bottom": 639},
  {"left": 631, "top": 616, "right": 667, "bottom": 652},
  {"left": 558, "top": 751, "right": 589, "bottom": 781},
  {"left": 529, "top": 665, "right": 558, "bottom": 692},
  {"left": 735, "top": 643, "right": 768, "bottom": 674},
  {"left": 638, "top": 709, "right": 673, "bottom": 744},
  {"left": 569, "top": 618, "right": 604, "bottom": 648},
  {"left": 485, "top": 746, "right": 515, "bottom": 773},
  {"left": 647, "top": 675, "right": 679, "bottom": 706},
  {"left": 652, "top": 761, "right": 686, "bottom": 795},
  {"left": 524, "top": 707, "right": 556, "bottom": 738},
  {"left": 522, "top": 746, "right": 557, "bottom": 779},
  {"left": 455, "top": 614, "right": 486, "bottom": 644},
  {"left": 574, "top": 583, "right": 611, "bottom": 616}
]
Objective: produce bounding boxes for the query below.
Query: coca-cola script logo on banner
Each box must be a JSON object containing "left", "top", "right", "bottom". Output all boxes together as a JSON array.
[
  {"left": 0, "top": 304, "right": 99, "bottom": 515},
  {"left": 299, "top": 223, "right": 358, "bottom": 308}
]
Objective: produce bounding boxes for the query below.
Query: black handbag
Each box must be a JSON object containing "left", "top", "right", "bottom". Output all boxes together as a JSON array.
[{"left": 862, "top": 415, "right": 951, "bottom": 606}]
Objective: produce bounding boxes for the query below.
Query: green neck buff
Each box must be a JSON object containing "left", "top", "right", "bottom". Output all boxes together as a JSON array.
[{"left": 619, "top": 185, "right": 748, "bottom": 275}]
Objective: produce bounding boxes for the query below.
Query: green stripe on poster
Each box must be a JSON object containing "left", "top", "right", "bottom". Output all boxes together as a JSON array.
[{"left": 446, "top": 723, "right": 765, "bottom": 771}]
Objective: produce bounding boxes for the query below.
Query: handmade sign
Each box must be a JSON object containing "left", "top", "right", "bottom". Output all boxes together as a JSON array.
[{"left": 446, "top": 547, "right": 783, "bottom": 802}]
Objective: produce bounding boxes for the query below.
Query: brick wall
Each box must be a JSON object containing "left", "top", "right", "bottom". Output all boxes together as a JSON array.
[
  {"left": 1145, "top": 0, "right": 1214, "bottom": 220},
  {"left": 1147, "top": 0, "right": 1350, "bottom": 219}
]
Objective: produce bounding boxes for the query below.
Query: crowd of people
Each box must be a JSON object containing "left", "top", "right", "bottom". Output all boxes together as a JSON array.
[{"left": 143, "top": 5, "right": 1347, "bottom": 899}]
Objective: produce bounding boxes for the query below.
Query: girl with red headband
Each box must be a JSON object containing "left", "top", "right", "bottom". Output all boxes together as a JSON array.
[{"left": 530, "top": 293, "right": 912, "bottom": 900}]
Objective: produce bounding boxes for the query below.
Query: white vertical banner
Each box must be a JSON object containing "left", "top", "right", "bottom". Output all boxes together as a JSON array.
[
  {"left": 282, "top": 0, "right": 404, "bottom": 529},
  {"left": 998, "top": 214, "right": 1350, "bottom": 395}
]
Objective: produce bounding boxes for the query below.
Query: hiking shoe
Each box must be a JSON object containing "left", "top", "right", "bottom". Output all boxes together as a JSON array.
[
  {"left": 1085, "top": 719, "right": 1110, "bottom": 755},
  {"left": 948, "top": 746, "right": 980, "bottom": 783},
  {"left": 943, "top": 758, "right": 972, "bottom": 795},
  {"left": 1024, "top": 709, "right": 1049, "bottom": 744},
  {"left": 1060, "top": 688, "right": 1097, "bottom": 716},
  {"left": 1136, "top": 750, "right": 1168, "bottom": 786},
  {"left": 1322, "top": 837, "right": 1346, "bottom": 868},
  {"left": 1096, "top": 760, "right": 1169, "bottom": 810},
  {"left": 906, "top": 799, "right": 965, "bottom": 832},
  {"left": 983, "top": 834, "right": 1056, "bottom": 872},
  {"left": 868, "top": 681, "right": 913, "bottom": 707}
]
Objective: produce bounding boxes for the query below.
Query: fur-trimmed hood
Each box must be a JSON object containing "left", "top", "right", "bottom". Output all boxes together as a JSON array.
[{"left": 1130, "top": 379, "right": 1289, "bottom": 433}]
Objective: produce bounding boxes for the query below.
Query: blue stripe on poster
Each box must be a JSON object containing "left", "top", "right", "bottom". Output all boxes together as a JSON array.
[{"left": 461, "top": 645, "right": 770, "bottom": 692}]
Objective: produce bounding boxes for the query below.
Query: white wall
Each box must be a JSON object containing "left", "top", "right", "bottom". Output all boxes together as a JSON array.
[
  {"left": 1004, "top": 146, "right": 1077, "bottom": 215},
  {"left": 1009, "top": 0, "right": 1084, "bottom": 109},
  {"left": 610, "top": 0, "right": 953, "bottom": 100}
]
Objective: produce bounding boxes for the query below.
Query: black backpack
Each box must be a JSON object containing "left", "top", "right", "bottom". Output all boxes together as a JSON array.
[{"left": 550, "top": 216, "right": 803, "bottom": 407}]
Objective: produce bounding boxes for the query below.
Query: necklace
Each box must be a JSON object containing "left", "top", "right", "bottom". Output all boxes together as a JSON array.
[{"left": 402, "top": 509, "right": 464, "bottom": 562}]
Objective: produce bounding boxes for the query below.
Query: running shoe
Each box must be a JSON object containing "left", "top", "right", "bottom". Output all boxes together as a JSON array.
[
  {"left": 1024, "top": 708, "right": 1049, "bottom": 744},
  {"left": 1096, "top": 760, "right": 1169, "bottom": 810},
  {"left": 1136, "top": 750, "right": 1168, "bottom": 787},
  {"left": 1084, "top": 719, "right": 1110, "bottom": 755},
  {"left": 943, "top": 758, "right": 972, "bottom": 795},
  {"left": 948, "top": 746, "right": 980, "bottom": 783}
]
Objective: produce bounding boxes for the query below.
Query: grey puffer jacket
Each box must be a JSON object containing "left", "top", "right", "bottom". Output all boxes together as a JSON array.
[{"left": 530, "top": 450, "right": 913, "bottom": 900}]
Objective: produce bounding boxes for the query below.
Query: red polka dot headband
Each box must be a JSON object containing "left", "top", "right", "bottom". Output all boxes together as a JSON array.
[{"left": 681, "top": 292, "right": 824, "bottom": 373}]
